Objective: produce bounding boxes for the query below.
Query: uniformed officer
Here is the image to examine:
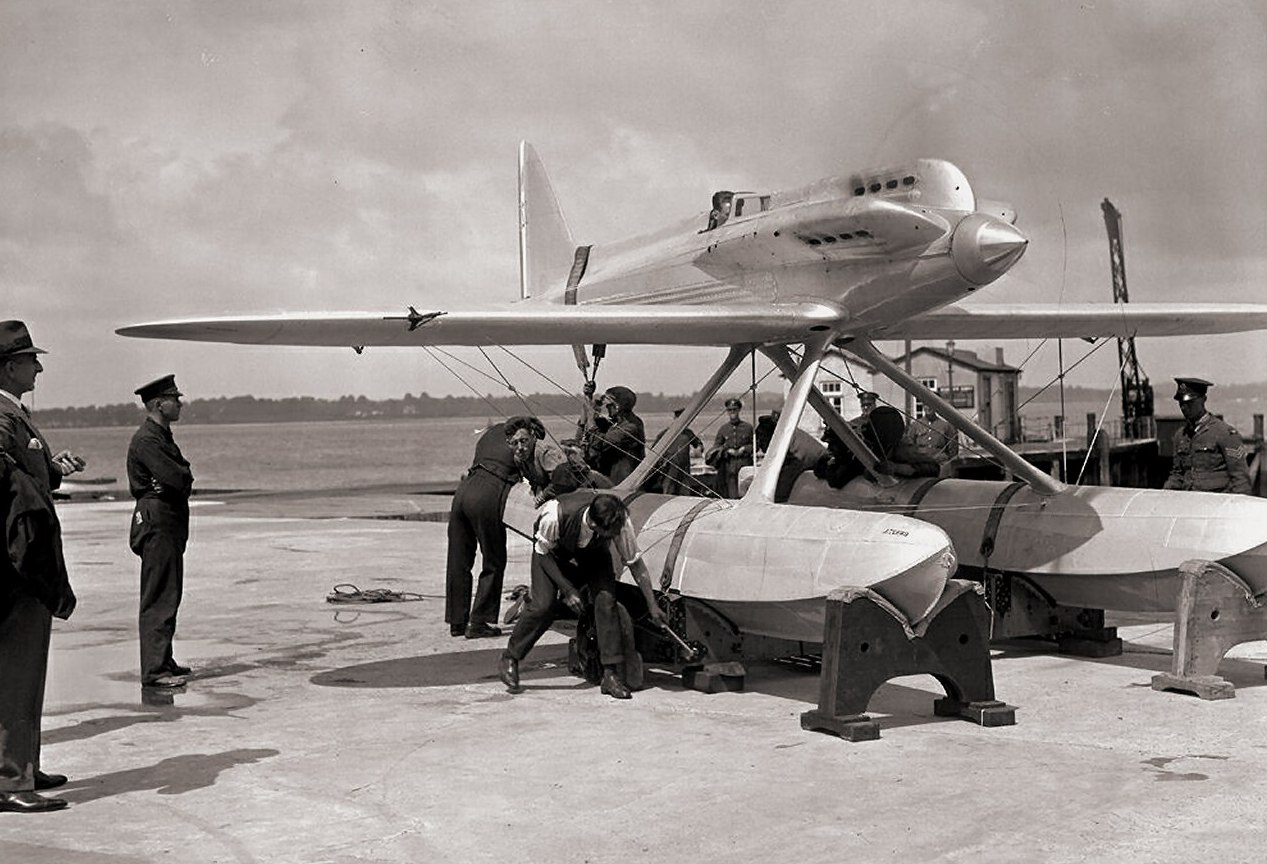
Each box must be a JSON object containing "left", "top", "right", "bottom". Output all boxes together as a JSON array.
[
  {"left": 856, "top": 390, "right": 879, "bottom": 416},
  {"left": 0, "top": 320, "right": 82, "bottom": 813},
  {"left": 708, "top": 397, "right": 754, "bottom": 498},
  {"left": 1163, "top": 377, "right": 1250, "bottom": 494},
  {"left": 127, "top": 374, "right": 195, "bottom": 688},
  {"left": 890, "top": 407, "right": 959, "bottom": 478}
]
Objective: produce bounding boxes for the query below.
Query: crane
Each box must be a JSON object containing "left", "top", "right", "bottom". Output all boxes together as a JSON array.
[{"left": 1101, "top": 198, "right": 1154, "bottom": 439}]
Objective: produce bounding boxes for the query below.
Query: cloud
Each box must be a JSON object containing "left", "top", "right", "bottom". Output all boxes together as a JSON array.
[{"left": 2, "top": 0, "right": 1265, "bottom": 408}]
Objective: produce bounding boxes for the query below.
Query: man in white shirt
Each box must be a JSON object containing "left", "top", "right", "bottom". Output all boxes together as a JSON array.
[{"left": 498, "top": 492, "right": 666, "bottom": 699}]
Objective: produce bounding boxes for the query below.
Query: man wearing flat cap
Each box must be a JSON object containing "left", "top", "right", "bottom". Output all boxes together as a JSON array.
[
  {"left": 707, "top": 397, "right": 754, "bottom": 498},
  {"left": 1163, "top": 377, "right": 1250, "bottom": 494},
  {"left": 0, "top": 320, "right": 85, "bottom": 813},
  {"left": 127, "top": 374, "right": 195, "bottom": 687}
]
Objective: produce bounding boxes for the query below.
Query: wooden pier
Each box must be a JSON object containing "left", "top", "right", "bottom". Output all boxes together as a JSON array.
[{"left": 951, "top": 412, "right": 1266, "bottom": 494}]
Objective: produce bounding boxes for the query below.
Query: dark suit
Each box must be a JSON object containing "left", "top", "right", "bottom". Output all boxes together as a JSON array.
[
  {"left": 445, "top": 424, "right": 519, "bottom": 630},
  {"left": 0, "top": 396, "right": 73, "bottom": 793},
  {"left": 127, "top": 418, "right": 194, "bottom": 683}
]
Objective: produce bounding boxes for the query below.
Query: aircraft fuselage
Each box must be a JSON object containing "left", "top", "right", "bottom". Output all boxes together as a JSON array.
[{"left": 549, "top": 159, "right": 1026, "bottom": 337}]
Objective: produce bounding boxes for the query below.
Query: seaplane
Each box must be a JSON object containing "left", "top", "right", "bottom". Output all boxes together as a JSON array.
[{"left": 118, "top": 143, "right": 1267, "bottom": 690}]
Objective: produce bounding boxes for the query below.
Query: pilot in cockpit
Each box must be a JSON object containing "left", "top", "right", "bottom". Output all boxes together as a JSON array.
[{"left": 706, "top": 191, "right": 734, "bottom": 231}]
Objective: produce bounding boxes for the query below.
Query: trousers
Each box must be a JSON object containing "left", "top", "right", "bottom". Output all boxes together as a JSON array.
[
  {"left": 0, "top": 594, "right": 52, "bottom": 791},
  {"left": 445, "top": 471, "right": 512, "bottom": 629},
  {"left": 138, "top": 529, "right": 185, "bottom": 682},
  {"left": 503, "top": 545, "right": 624, "bottom": 665}
]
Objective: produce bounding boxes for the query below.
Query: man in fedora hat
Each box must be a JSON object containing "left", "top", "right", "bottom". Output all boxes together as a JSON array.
[
  {"left": 127, "top": 374, "right": 195, "bottom": 688},
  {"left": 0, "top": 320, "right": 85, "bottom": 813},
  {"left": 1163, "top": 377, "right": 1250, "bottom": 494}
]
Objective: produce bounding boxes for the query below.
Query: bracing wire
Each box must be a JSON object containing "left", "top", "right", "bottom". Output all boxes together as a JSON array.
[{"left": 1074, "top": 350, "right": 1131, "bottom": 487}]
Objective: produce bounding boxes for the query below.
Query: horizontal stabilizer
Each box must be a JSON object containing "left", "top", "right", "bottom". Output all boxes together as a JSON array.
[
  {"left": 117, "top": 301, "right": 847, "bottom": 348},
  {"left": 878, "top": 303, "right": 1267, "bottom": 340}
]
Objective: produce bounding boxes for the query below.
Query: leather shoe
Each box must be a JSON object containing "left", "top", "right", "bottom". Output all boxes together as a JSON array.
[
  {"left": 166, "top": 661, "right": 192, "bottom": 676},
  {"left": 465, "top": 622, "right": 502, "bottom": 639},
  {"left": 600, "top": 669, "right": 632, "bottom": 700},
  {"left": 0, "top": 791, "right": 68, "bottom": 813},
  {"left": 143, "top": 674, "right": 187, "bottom": 689},
  {"left": 450, "top": 624, "right": 466, "bottom": 637},
  {"left": 34, "top": 771, "right": 67, "bottom": 791},
  {"left": 498, "top": 655, "right": 520, "bottom": 691}
]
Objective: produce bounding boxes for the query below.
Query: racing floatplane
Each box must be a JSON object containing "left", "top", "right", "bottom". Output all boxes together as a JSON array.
[{"left": 120, "top": 143, "right": 1267, "bottom": 736}]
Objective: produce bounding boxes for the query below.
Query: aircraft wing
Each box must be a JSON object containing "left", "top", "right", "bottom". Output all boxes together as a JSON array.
[
  {"left": 116, "top": 301, "right": 847, "bottom": 347},
  {"left": 877, "top": 303, "right": 1267, "bottom": 340}
]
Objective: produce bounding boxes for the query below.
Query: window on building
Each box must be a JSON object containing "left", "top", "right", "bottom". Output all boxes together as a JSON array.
[
  {"left": 915, "top": 378, "right": 938, "bottom": 418},
  {"left": 937, "top": 385, "right": 975, "bottom": 409}
]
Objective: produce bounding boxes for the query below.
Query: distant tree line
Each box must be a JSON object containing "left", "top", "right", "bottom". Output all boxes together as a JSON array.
[
  {"left": 38, "top": 391, "right": 786, "bottom": 429},
  {"left": 50, "top": 379, "right": 1255, "bottom": 430}
]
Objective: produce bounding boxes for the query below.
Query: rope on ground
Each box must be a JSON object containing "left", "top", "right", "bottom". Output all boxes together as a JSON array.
[{"left": 325, "top": 583, "right": 427, "bottom": 604}]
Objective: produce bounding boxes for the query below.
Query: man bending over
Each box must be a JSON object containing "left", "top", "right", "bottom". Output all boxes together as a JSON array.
[{"left": 498, "top": 492, "right": 666, "bottom": 699}]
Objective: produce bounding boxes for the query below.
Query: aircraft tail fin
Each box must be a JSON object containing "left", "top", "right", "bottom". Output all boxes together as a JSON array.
[{"left": 518, "top": 141, "right": 576, "bottom": 300}]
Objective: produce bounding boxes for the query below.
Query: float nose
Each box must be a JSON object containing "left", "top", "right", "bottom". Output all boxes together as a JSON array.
[{"left": 952, "top": 213, "right": 1029, "bottom": 286}]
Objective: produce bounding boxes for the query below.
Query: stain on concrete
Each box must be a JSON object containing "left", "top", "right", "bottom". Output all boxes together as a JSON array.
[{"left": 1141, "top": 755, "right": 1224, "bottom": 782}]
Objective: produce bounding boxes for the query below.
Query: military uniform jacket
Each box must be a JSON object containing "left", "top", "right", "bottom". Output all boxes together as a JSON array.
[
  {"left": 712, "top": 420, "right": 754, "bottom": 469},
  {"left": 127, "top": 418, "right": 194, "bottom": 551},
  {"left": 1164, "top": 412, "right": 1251, "bottom": 494}
]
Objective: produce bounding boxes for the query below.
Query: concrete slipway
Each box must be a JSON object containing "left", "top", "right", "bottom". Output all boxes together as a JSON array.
[{"left": 4, "top": 487, "right": 1267, "bottom": 864}]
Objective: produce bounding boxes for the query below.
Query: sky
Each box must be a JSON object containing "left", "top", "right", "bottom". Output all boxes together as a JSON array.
[{"left": 2, "top": 0, "right": 1265, "bottom": 410}]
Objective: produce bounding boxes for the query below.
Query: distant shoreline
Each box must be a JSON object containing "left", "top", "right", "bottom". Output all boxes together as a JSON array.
[{"left": 35, "top": 383, "right": 1266, "bottom": 430}]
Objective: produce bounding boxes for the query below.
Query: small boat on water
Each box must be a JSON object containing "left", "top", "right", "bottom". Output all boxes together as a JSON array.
[{"left": 55, "top": 476, "right": 119, "bottom": 500}]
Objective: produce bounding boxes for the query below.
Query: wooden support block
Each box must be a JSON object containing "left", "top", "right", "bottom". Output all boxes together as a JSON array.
[
  {"left": 800, "top": 711, "right": 880, "bottom": 742},
  {"left": 934, "top": 698, "right": 1017, "bottom": 727},
  {"left": 1150, "top": 559, "right": 1267, "bottom": 700},
  {"left": 1149, "top": 673, "right": 1235, "bottom": 701},
  {"left": 985, "top": 572, "right": 1122, "bottom": 657},
  {"left": 801, "top": 578, "right": 1016, "bottom": 741},
  {"left": 1057, "top": 627, "right": 1123, "bottom": 658},
  {"left": 682, "top": 662, "right": 745, "bottom": 693}
]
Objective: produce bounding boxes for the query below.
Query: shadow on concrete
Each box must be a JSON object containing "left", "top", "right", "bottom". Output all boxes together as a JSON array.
[
  {"left": 741, "top": 661, "right": 969, "bottom": 732},
  {"left": 59, "top": 748, "right": 280, "bottom": 804},
  {"left": 310, "top": 645, "right": 977, "bottom": 733},
  {"left": 0, "top": 840, "right": 152, "bottom": 864},
  {"left": 992, "top": 639, "right": 1267, "bottom": 690},
  {"left": 44, "top": 691, "right": 262, "bottom": 745},
  {"left": 310, "top": 645, "right": 572, "bottom": 688}
]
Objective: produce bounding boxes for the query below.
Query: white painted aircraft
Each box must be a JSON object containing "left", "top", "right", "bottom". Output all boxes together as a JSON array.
[{"left": 119, "top": 143, "right": 1267, "bottom": 656}]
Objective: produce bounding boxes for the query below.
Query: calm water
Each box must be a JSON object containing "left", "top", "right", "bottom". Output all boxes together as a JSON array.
[
  {"left": 48, "top": 397, "right": 1267, "bottom": 495},
  {"left": 50, "top": 412, "right": 689, "bottom": 494}
]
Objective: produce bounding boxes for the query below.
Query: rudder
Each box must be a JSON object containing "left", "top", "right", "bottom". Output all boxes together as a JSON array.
[{"left": 518, "top": 141, "right": 576, "bottom": 300}]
